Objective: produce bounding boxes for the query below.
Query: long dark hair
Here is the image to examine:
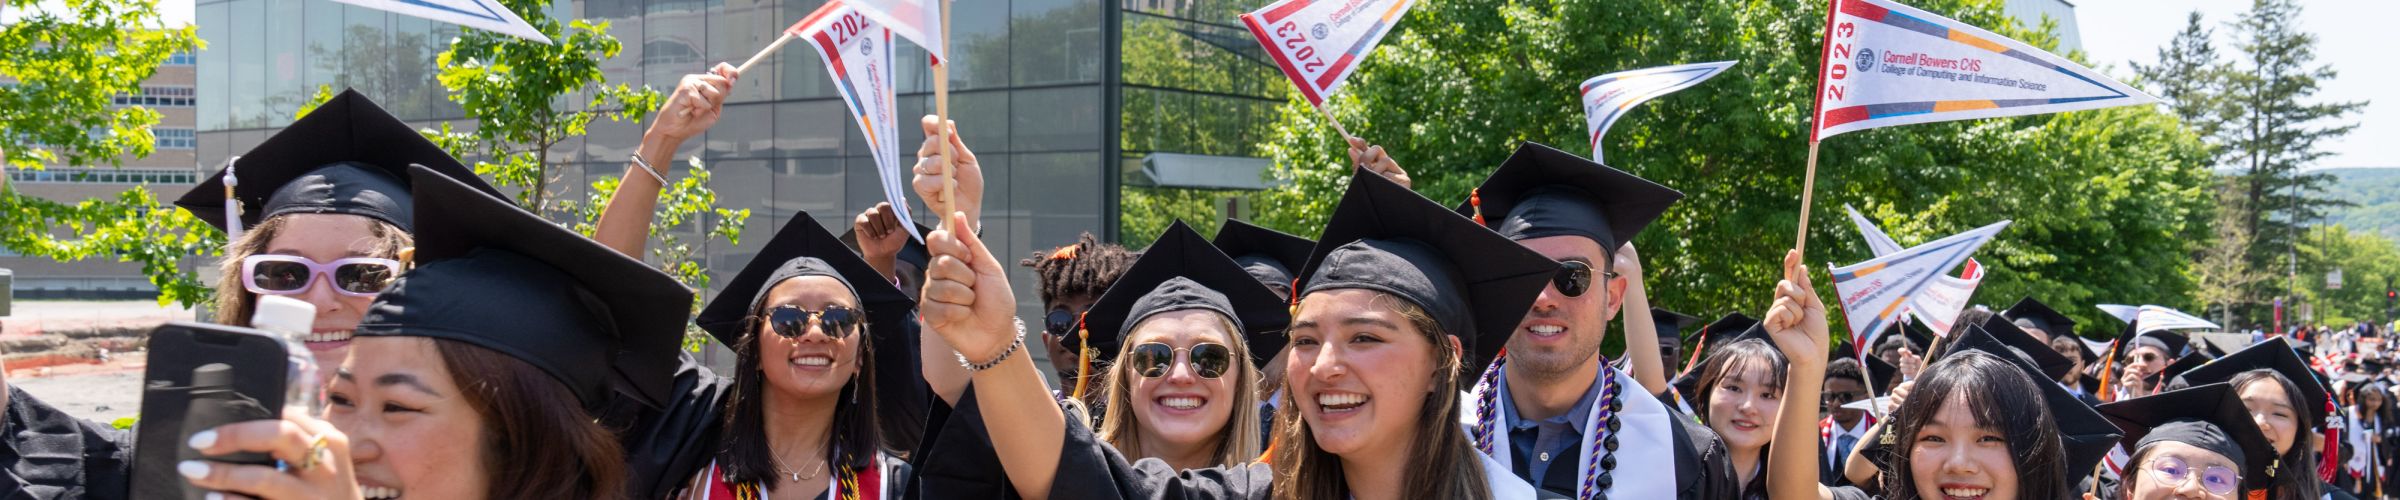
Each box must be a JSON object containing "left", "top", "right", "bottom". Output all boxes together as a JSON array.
[
  {"left": 2231, "top": 369, "right": 2322, "bottom": 500},
  {"left": 1269, "top": 292, "right": 1489, "bottom": 500},
  {"left": 1880, "top": 351, "right": 2068, "bottom": 500},
  {"left": 1692, "top": 338, "right": 1787, "bottom": 499},
  {"left": 713, "top": 286, "right": 882, "bottom": 488},
  {"left": 436, "top": 340, "right": 627, "bottom": 500}
]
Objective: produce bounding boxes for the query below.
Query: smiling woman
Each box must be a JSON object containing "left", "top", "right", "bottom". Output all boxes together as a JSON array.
[{"left": 1079, "top": 222, "right": 1287, "bottom": 472}]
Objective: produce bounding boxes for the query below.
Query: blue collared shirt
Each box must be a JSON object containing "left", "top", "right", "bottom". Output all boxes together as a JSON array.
[{"left": 1502, "top": 369, "right": 1608, "bottom": 487}]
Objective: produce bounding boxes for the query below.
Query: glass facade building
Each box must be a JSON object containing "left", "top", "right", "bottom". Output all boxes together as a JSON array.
[{"left": 196, "top": 0, "right": 1285, "bottom": 324}]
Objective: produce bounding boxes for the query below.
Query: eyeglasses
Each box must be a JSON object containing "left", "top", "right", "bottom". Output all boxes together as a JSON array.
[
  {"left": 1549, "top": 260, "right": 1620, "bottom": 298},
  {"left": 1126, "top": 342, "right": 1233, "bottom": 379},
  {"left": 762, "top": 305, "right": 865, "bottom": 339},
  {"left": 2141, "top": 455, "right": 2239, "bottom": 496},
  {"left": 242, "top": 255, "right": 401, "bottom": 297},
  {"left": 1045, "top": 309, "right": 1080, "bottom": 337}
]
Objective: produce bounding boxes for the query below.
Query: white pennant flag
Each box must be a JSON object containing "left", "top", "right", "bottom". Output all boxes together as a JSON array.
[
  {"left": 794, "top": 1, "right": 920, "bottom": 242},
  {"left": 1580, "top": 61, "right": 1737, "bottom": 163},
  {"left": 2097, "top": 304, "right": 2140, "bottom": 323},
  {"left": 839, "top": 0, "right": 944, "bottom": 62},
  {"left": 329, "top": 0, "right": 552, "bottom": 44},
  {"left": 2132, "top": 305, "right": 2220, "bottom": 334},
  {"left": 1239, "top": 0, "right": 1416, "bottom": 107},
  {"left": 1812, "top": 0, "right": 2157, "bottom": 140},
  {"left": 1843, "top": 206, "right": 1988, "bottom": 333},
  {"left": 1832, "top": 220, "right": 2010, "bottom": 343}
]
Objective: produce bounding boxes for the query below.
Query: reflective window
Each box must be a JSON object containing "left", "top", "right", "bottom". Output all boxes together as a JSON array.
[
  {"left": 773, "top": 100, "right": 847, "bottom": 158},
  {"left": 771, "top": 157, "right": 846, "bottom": 227},
  {"left": 265, "top": 0, "right": 305, "bottom": 126},
  {"left": 231, "top": 0, "right": 267, "bottom": 128},
  {"left": 706, "top": 103, "right": 775, "bottom": 159},
  {"left": 1010, "top": 87, "right": 1101, "bottom": 152},
  {"left": 1013, "top": 0, "right": 1102, "bottom": 86},
  {"left": 198, "top": 1, "right": 229, "bottom": 131}
]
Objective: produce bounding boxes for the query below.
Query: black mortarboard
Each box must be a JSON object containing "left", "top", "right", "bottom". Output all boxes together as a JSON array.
[
  {"left": 1210, "top": 218, "right": 1315, "bottom": 302},
  {"left": 175, "top": 89, "right": 498, "bottom": 234},
  {"left": 356, "top": 166, "right": 692, "bottom": 411},
  {"left": 2114, "top": 326, "right": 2191, "bottom": 364},
  {"left": 1860, "top": 353, "right": 1899, "bottom": 397},
  {"left": 1297, "top": 170, "right": 1558, "bottom": 375},
  {"left": 2099, "top": 383, "right": 2279, "bottom": 489},
  {"left": 2002, "top": 297, "right": 2077, "bottom": 342},
  {"left": 1670, "top": 322, "right": 1774, "bottom": 402},
  {"left": 698, "top": 213, "right": 916, "bottom": 347},
  {"left": 1456, "top": 142, "right": 1683, "bottom": 251},
  {"left": 1651, "top": 308, "right": 1703, "bottom": 341},
  {"left": 1979, "top": 315, "right": 2077, "bottom": 381},
  {"left": 2159, "top": 353, "right": 2211, "bottom": 384},
  {"left": 839, "top": 220, "right": 936, "bottom": 270},
  {"left": 1079, "top": 221, "right": 1292, "bottom": 368},
  {"left": 1934, "top": 325, "right": 2124, "bottom": 479},
  {"left": 1688, "top": 312, "right": 1761, "bottom": 353},
  {"left": 2175, "top": 337, "right": 2333, "bottom": 429}
]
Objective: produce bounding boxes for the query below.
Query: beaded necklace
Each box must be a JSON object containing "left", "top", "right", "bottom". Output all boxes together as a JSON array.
[{"left": 1471, "top": 354, "right": 1624, "bottom": 500}]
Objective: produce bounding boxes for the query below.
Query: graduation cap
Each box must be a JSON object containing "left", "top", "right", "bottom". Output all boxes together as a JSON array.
[
  {"left": 1687, "top": 313, "right": 1761, "bottom": 353},
  {"left": 2098, "top": 383, "right": 2279, "bottom": 489},
  {"left": 1078, "top": 221, "right": 1293, "bottom": 369},
  {"left": 355, "top": 165, "right": 693, "bottom": 411},
  {"left": 1978, "top": 315, "right": 2078, "bottom": 381},
  {"left": 2001, "top": 297, "right": 2077, "bottom": 342},
  {"left": 2174, "top": 337, "right": 2333, "bottom": 429},
  {"left": 839, "top": 220, "right": 936, "bottom": 271},
  {"left": 1210, "top": 218, "right": 1315, "bottom": 302},
  {"left": 1455, "top": 142, "right": 1683, "bottom": 251},
  {"left": 1297, "top": 169, "right": 1559, "bottom": 376},
  {"left": 2112, "top": 324, "right": 2191, "bottom": 364},
  {"left": 2158, "top": 353, "right": 2212, "bottom": 385},
  {"left": 1651, "top": 308, "right": 1702, "bottom": 341},
  {"left": 1929, "top": 325, "right": 2124, "bottom": 480},
  {"left": 696, "top": 213, "right": 916, "bottom": 348},
  {"left": 1669, "top": 322, "right": 1773, "bottom": 402},
  {"left": 1859, "top": 353, "right": 1900, "bottom": 397},
  {"left": 175, "top": 89, "right": 499, "bottom": 235}
]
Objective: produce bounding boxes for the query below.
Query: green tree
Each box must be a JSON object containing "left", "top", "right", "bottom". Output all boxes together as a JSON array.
[
  {"left": 2293, "top": 225, "right": 2400, "bottom": 326},
  {"left": 2221, "top": 0, "right": 2366, "bottom": 323},
  {"left": 1249, "top": 0, "right": 2219, "bottom": 340},
  {"left": 0, "top": 0, "right": 214, "bottom": 306},
  {"left": 427, "top": 0, "right": 745, "bottom": 348}
]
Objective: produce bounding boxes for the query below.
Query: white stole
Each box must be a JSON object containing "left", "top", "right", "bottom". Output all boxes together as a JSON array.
[{"left": 1465, "top": 366, "right": 1675, "bottom": 499}]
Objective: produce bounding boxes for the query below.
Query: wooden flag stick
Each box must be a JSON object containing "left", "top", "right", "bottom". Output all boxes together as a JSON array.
[
  {"left": 1313, "top": 101, "right": 1355, "bottom": 142},
  {"left": 736, "top": 32, "right": 796, "bottom": 75},
  {"left": 934, "top": 0, "right": 957, "bottom": 231},
  {"left": 1795, "top": 138, "right": 1822, "bottom": 256}
]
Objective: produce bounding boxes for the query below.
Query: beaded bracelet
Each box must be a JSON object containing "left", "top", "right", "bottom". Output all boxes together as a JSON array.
[{"left": 957, "top": 317, "right": 1029, "bottom": 372}]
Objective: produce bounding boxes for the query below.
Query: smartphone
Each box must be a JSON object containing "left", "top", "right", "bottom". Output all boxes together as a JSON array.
[{"left": 131, "top": 321, "right": 292, "bottom": 500}]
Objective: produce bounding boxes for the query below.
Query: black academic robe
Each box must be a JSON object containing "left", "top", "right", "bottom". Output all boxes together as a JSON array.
[
  {"left": 914, "top": 387, "right": 1545, "bottom": 499},
  {"left": 1506, "top": 398, "right": 1734, "bottom": 498},
  {"left": 2, "top": 389, "right": 133, "bottom": 500},
  {"left": 617, "top": 313, "right": 938, "bottom": 500}
]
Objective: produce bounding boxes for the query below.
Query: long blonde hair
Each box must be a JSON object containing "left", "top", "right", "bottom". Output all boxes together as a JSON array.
[
  {"left": 1094, "top": 311, "right": 1263, "bottom": 467},
  {"left": 1269, "top": 292, "right": 1489, "bottom": 500},
  {"left": 211, "top": 215, "right": 412, "bottom": 324}
]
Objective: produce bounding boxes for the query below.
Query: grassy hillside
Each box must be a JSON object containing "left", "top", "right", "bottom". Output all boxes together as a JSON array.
[{"left": 2322, "top": 168, "right": 2400, "bottom": 240}]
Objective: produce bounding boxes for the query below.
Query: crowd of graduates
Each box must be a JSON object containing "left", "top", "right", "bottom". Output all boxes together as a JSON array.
[{"left": 0, "top": 64, "right": 2392, "bottom": 500}]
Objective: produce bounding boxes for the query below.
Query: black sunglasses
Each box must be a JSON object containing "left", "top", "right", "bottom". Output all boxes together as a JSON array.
[
  {"left": 762, "top": 305, "right": 865, "bottom": 339},
  {"left": 1126, "top": 342, "right": 1233, "bottom": 379},
  {"left": 1551, "top": 260, "right": 1621, "bottom": 297},
  {"left": 1045, "top": 309, "right": 1082, "bottom": 338}
]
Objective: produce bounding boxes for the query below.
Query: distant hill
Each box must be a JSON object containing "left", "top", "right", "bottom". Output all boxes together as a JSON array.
[{"left": 2321, "top": 168, "right": 2400, "bottom": 240}]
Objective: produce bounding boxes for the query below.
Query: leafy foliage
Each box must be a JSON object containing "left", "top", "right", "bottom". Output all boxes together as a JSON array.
[
  {"left": 1242, "top": 0, "right": 2219, "bottom": 339},
  {"left": 0, "top": 0, "right": 211, "bottom": 307}
]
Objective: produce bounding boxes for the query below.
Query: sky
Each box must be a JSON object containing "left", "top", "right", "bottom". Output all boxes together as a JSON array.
[{"left": 2073, "top": 0, "right": 2395, "bottom": 169}]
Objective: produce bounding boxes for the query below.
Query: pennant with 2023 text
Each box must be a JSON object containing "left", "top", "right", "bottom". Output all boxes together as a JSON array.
[
  {"left": 1580, "top": 61, "right": 1737, "bottom": 163},
  {"left": 1811, "top": 0, "right": 2156, "bottom": 140},
  {"left": 1844, "top": 205, "right": 1986, "bottom": 333},
  {"left": 1239, "top": 0, "right": 1416, "bottom": 107},
  {"left": 1832, "top": 219, "right": 2010, "bottom": 345},
  {"left": 795, "top": 1, "right": 921, "bottom": 242},
  {"left": 835, "top": 0, "right": 945, "bottom": 62},
  {"left": 328, "top": 0, "right": 551, "bottom": 44}
]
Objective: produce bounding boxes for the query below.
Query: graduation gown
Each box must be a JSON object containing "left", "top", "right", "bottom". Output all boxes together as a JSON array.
[
  {"left": 603, "top": 354, "right": 733, "bottom": 500},
  {"left": 1463, "top": 366, "right": 1735, "bottom": 499},
  {"left": 913, "top": 386, "right": 1537, "bottom": 499},
  {"left": 2, "top": 389, "right": 133, "bottom": 500}
]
